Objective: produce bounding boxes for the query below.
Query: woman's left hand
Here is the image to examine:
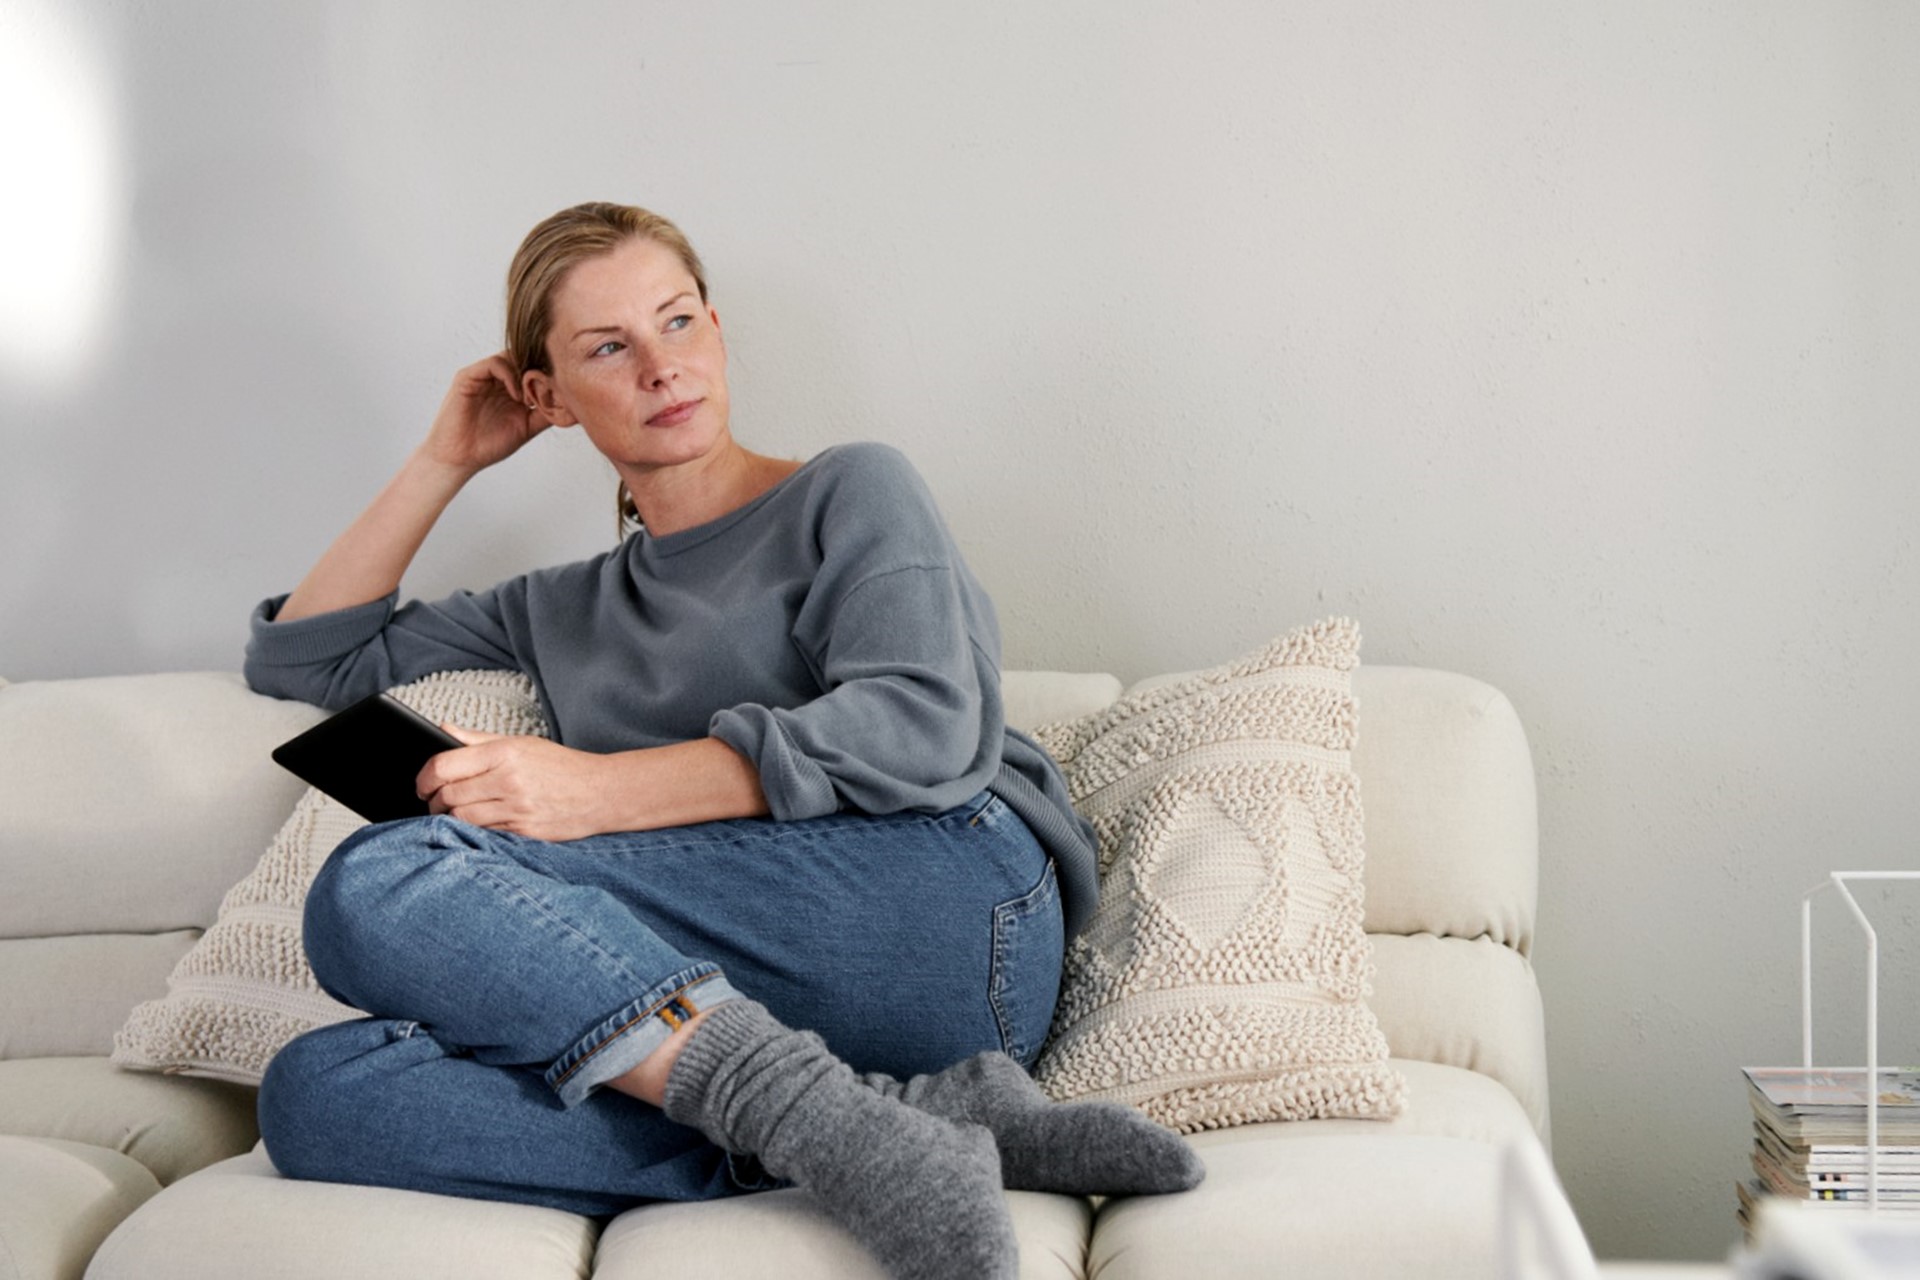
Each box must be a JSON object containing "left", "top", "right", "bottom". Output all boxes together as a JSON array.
[{"left": 417, "top": 725, "right": 614, "bottom": 842}]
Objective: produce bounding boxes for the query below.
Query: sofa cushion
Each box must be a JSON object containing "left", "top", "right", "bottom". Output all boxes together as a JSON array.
[
  {"left": 594, "top": 1187, "right": 1091, "bottom": 1279},
  {"left": 1029, "top": 618, "right": 1405, "bottom": 1132},
  {"left": 0, "top": 1057, "right": 257, "bottom": 1187},
  {"left": 0, "top": 672, "right": 324, "bottom": 940},
  {"left": 1090, "top": 1129, "right": 1502, "bottom": 1279},
  {"left": 1368, "top": 933, "right": 1549, "bottom": 1140},
  {"left": 0, "top": 1135, "right": 161, "bottom": 1280},
  {"left": 83, "top": 1148, "right": 597, "bottom": 1280},
  {"left": 1191, "top": 1058, "right": 1540, "bottom": 1152},
  {"left": 1085, "top": 1059, "right": 1533, "bottom": 1278},
  {"left": 111, "top": 669, "right": 550, "bottom": 1085},
  {"left": 1348, "top": 665, "right": 1538, "bottom": 953},
  {"left": 0, "top": 932, "right": 196, "bottom": 1059}
]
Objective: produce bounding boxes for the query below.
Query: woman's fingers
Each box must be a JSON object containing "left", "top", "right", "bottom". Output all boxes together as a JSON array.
[
  {"left": 417, "top": 735, "right": 605, "bottom": 840},
  {"left": 422, "top": 352, "right": 550, "bottom": 472},
  {"left": 416, "top": 739, "right": 495, "bottom": 802}
]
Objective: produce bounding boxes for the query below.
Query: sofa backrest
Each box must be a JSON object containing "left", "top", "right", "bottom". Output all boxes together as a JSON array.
[
  {"left": 1345, "top": 666, "right": 1547, "bottom": 1141},
  {"left": 0, "top": 665, "right": 1543, "bottom": 1141},
  {"left": 0, "top": 673, "right": 325, "bottom": 1059}
]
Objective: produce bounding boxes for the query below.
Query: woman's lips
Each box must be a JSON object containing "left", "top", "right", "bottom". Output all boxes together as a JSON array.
[{"left": 647, "top": 399, "right": 701, "bottom": 427}]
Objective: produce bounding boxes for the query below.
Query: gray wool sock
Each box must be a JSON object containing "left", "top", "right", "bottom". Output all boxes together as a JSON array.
[
  {"left": 662, "top": 1000, "right": 1017, "bottom": 1280},
  {"left": 863, "top": 1052, "right": 1206, "bottom": 1196}
]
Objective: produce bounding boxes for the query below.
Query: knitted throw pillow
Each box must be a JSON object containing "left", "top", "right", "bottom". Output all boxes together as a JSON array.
[
  {"left": 1029, "top": 618, "right": 1406, "bottom": 1132},
  {"left": 111, "top": 669, "right": 549, "bottom": 1084}
]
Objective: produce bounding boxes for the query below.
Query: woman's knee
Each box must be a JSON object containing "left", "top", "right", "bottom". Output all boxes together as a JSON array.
[
  {"left": 302, "top": 817, "right": 449, "bottom": 990},
  {"left": 257, "top": 1019, "right": 395, "bottom": 1180}
]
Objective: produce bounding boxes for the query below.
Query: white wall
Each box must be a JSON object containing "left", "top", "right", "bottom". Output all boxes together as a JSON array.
[{"left": 4, "top": 0, "right": 1916, "bottom": 1261}]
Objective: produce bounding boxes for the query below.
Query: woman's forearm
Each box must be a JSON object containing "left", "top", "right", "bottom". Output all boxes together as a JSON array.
[
  {"left": 275, "top": 449, "right": 474, "bottom": 623},
  {"left": 275, "top": 352, "right": 548, "bottom": 624},
  {"left": 599, "top": 738, "right": 771, "bottom": 832}
]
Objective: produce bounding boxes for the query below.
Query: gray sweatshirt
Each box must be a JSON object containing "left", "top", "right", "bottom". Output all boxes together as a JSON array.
[{"left": 244, "top": 442, "right": 1097, "bottom": 937}]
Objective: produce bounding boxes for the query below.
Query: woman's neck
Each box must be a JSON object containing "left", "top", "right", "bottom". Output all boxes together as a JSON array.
[{"left": 621, "top": 442, "right": 801, "bottom": 538}]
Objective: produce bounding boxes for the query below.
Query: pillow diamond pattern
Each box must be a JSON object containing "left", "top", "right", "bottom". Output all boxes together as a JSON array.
[{"left": 1030, "top": 618, "right": 1406, "bottom": 1133}]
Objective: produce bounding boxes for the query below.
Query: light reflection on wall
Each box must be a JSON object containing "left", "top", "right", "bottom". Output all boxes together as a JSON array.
[{"left": 0, "top": 0, "right": 121, "bottom": 393}]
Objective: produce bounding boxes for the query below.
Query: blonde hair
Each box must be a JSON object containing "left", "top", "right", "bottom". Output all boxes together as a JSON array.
[{"left": 503, "top": 202, "right": 709, "bottom": 535}]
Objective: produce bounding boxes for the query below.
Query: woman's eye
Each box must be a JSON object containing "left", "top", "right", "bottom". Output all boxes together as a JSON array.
[
  {"left": 665, "top": 315, "right": 692, "bottom": 332},
  {"left": 591, "top": 340, "right": 624, "bottom": 357}
]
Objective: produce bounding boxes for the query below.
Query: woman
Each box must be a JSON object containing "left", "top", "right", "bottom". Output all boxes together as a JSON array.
[{"left": 246, "top": 203, "right": 1200, "bottom": 1280}]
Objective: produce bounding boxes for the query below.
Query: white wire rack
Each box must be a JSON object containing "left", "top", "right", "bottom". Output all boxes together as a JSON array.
[{"left": 1800, "top": 871, "right": 1920, "bottom": 1211}]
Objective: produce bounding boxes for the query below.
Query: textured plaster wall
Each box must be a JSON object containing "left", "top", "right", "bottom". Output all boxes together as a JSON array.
[{"left": 4, "top": 0, "right": 1917, "bottom": 1262}]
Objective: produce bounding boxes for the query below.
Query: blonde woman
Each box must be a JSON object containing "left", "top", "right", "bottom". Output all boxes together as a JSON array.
[{"left": 246, "top": 203, "right": 1200, "bottom": 1280}]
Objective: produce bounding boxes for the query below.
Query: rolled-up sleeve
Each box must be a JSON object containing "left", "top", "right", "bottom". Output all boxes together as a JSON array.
[{"left": 709, "top": 563, "right": 1003, "bottom": 821}]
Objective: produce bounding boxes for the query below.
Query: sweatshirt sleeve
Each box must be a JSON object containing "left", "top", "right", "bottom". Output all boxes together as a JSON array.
[
  {"left": 706, "top": 445, "right": 1005, "bottom": 820},
  {"left": 709, "top": 566, "right": 1003, "bottom": 820},
  {"left": 242, "top": 583, "right": 525, "bottom": 711}
]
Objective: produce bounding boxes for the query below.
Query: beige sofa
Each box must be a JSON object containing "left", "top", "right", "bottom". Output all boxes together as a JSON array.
[{"left": 0, "top": 662, "right": 1562, "bottom": 1279}]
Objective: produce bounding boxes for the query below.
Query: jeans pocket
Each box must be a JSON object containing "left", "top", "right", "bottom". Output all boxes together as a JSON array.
[{"left": 988, "top": 858, "right": 1064, "bottom": 1068}]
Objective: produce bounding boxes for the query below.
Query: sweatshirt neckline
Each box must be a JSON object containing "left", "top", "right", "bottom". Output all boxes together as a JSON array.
[{"left": 637, "top": 448, "right": 831, "bottom": 557}]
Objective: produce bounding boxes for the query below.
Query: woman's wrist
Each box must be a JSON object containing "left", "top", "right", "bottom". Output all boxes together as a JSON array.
[{"left": 404, "top": 444, "right": 484, "bottom": 494}]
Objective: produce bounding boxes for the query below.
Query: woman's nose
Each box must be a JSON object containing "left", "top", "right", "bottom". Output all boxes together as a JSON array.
[{"left": 633, "top": 341, "right": 674, "bottom": 387}]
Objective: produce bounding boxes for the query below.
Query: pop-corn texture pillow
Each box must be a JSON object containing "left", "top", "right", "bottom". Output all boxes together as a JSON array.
[
  {"left": 111, "top": 670, "right": 549, "bottom": 1084},
  {"left": 1029, "top": 617, "right": 1406, "bottom": 1132}
]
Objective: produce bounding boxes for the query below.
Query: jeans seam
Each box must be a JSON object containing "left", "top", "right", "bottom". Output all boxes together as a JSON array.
[{"left": 988, "top": 858, "right": 1058, "bottom": 1063}]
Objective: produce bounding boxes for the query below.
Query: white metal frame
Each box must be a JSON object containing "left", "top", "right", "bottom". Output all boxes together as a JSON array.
[{"left": 1799, "top": 870, "right": 1920, "bottom": 1210}]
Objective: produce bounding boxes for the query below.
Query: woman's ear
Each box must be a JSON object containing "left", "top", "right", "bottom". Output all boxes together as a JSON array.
[{"left": 522, "top": 370, "right": 576, "bottom": 428}]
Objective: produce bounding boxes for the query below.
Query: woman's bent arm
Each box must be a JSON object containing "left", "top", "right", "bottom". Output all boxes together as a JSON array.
[
  {"left": 274, "top": 354, "right": 550, "bottom": 624},
  {"left": 275, "top": 450, "right": 472, "bottom": 622}
]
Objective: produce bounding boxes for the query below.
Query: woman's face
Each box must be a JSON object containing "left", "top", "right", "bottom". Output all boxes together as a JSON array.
[{"left": 525, "top": 236, "right": 730, "bottom": 477}]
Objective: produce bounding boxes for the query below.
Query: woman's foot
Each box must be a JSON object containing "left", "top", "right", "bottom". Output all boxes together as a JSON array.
[
  {"left": 864, "top": 1052, "right": 1206, "bottom": 1196},
  {"left": 661, "top": 1000, "right": 1017, "bottom": 1280}
]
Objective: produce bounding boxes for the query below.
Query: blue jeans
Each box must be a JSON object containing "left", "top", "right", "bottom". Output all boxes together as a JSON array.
[{"left": 257, "top": 791, "right": 1064, "bottom": 1216}]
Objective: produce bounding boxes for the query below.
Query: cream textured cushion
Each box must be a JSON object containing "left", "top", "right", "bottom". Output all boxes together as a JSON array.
[
  {"left": 111, "top": 670, "right": 549, "bottom": 1085},
  {"left": 1029, "top": 618, "right": 1405, "bottom": 1132}
]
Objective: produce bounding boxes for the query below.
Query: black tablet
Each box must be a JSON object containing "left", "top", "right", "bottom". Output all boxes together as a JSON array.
[{"left": 271, "top": 692, "right": 464, "bottom": 824}]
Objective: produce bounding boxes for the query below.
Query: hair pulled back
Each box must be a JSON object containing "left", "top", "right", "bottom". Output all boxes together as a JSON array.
[
  {"left": 504, "top": 201, "right": 708, "bottom": 379},
  {"left": 504, "top": 203, "right": 708, "bottom": 535}
]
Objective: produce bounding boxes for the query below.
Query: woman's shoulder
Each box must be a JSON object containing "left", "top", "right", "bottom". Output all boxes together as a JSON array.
[
  {"left": 510, "top": 541, "right": 631, "bottom": 607},
  {"left": 792, "top": 443, "right": 958, "bottom": 572},
  {"left": 805, "top": 440, "right": 922, "bottom": 487},
  {"left": 800, "top": 442, "right": 939, "bottom": 519}
]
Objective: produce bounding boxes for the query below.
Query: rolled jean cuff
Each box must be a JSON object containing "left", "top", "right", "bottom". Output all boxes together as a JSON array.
[{"left": 544, "top": 965, "right": 743, "bottom": 1108}]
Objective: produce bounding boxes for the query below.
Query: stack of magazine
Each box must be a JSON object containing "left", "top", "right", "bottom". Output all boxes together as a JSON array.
[{"left": 1738, "top": 1067, "right": 1920, "bottom": 1233}]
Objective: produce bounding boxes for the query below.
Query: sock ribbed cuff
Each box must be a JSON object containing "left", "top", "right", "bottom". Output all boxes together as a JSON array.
[{"left": 662, "top": 998, "right": 775, "bottom": 1121}]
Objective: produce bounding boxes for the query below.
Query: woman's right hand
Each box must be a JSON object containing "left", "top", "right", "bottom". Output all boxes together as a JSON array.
[{"left": 420, "top": 353, "right": 552, "bottom": 476}]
